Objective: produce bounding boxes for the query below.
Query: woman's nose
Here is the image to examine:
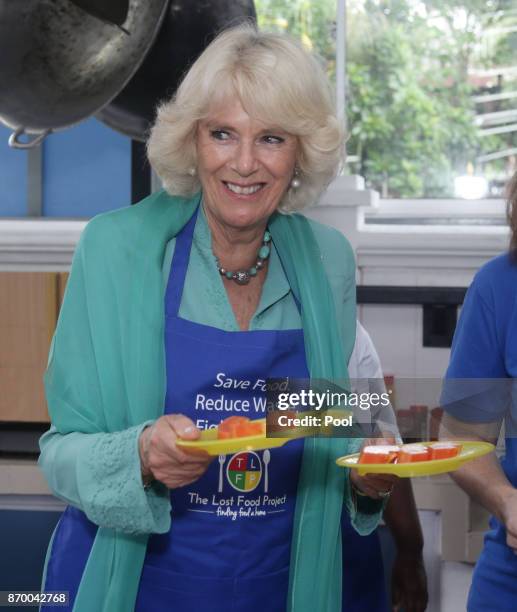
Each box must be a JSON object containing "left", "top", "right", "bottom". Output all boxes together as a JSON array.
[{"left": 232, "top": 140, "right": 258, "bottom": 176}]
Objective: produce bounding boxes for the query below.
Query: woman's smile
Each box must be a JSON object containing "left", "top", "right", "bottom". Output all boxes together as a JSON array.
[{"left": 222, "top": 181, "right": 266, "bottom": 197}]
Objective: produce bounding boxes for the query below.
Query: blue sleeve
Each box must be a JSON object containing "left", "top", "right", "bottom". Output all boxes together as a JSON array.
[
  {"left": 442, "top": 277, "right": 510, "bottom": 423},
  {"left": 447, "top": 281, "right": 506, "bottom": 378}
]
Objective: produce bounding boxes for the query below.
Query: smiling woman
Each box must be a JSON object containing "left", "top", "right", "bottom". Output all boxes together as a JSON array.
[{"left": 38, "top": 22, "right": 394, "bottom": 612}]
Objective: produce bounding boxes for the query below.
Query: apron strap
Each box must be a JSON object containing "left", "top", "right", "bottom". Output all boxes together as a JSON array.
[{"left": 165, "top": 206, "right": 199, "bottom": 317}]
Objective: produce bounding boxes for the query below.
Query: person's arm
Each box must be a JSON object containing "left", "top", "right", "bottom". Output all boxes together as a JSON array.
[
  {"left": 384, "top": 478, "right": 428, "bottom": 612},
  {"left": 439, "top": 263, "right": 517, "bottom": 551},
  {"left": 39, "top": 423, "right": 172, "bottom": 535},
  {"left": 440, "top": 414, "right": 517, "bottom": 552},
  {"left": 40, "top": 415, "right": 213, "bottom": 535}
]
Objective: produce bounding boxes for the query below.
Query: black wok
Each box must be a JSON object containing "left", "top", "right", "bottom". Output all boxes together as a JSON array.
[
  {"left": 97, "top": 0, "right": 256, "bottom": 141},
  {"left": 0, "top": 0, "right": 168, "bottom": 148}
]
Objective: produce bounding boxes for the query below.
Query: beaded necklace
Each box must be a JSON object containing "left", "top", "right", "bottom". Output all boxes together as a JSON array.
[{"left": 215, "top": 230, "right": 271, "bottom": 285}]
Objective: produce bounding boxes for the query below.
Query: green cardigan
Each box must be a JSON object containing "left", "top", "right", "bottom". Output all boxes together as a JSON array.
[{"left": 39, "top": 191, "right": 382, "bottom": 612}]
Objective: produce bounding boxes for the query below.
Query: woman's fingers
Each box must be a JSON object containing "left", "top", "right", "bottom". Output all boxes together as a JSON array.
[
  {"left": 359, "top": 483, "right": 386, "bottom": 498},
  {"left": 153, "top": 415, "right": 204, "bottom": 460},
  {"left": 360, "top": 473, "right": 397, "bottom": 491},
  {"left": 350, "top": 469, "right": 398, "bottom": 499},
  {"left": 165, "top": 414, "right": 201, "bottom": 441},
  {"left": 363, "top": 473, "right": 396, "bottom": 486},
  {"left": 143, "top": 414, "right": 213, "bottom": 488}
]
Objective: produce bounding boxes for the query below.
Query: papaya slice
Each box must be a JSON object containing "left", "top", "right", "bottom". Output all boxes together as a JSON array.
[
  {"left": 429, "top": 442, "right": 461, "bottom": 460},
  {"left": 358, "top": 445, "right": 400, "bottom": 464},
  {"left": 398, "top": 444, "right": 430, "bottom": 463},
  {"left": 217, "top": 416, "right": 265, "bottom": 439}
]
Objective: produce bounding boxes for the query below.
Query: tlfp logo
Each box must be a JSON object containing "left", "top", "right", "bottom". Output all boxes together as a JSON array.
[{"left": 226, "top": 451, "right": 262, "bottom": 492}]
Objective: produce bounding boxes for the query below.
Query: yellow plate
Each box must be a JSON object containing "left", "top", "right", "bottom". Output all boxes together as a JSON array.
[
  {"left": 335, "top": 441, "right": 495, "bottom": 477},
  {"left": 177, "top": 408, "right": 354, "bottom": 456},
  {"left": 176, "top": 418, "right": 293, "bottom": 456}
]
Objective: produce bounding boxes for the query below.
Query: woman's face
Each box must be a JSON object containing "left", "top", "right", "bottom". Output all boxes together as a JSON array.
[{"left": 196, "top": 98, "right": 298, "bottom": 231}]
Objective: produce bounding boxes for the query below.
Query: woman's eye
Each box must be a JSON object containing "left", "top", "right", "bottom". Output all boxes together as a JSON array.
[
  {"left": 210, "top": 130, "right": 231, "bottom": 141},
  {"left": 262, "top": 135, "right": 284, "bottom": 145}
]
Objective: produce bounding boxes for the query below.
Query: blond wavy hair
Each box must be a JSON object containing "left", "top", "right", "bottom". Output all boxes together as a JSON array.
[{"left": 147, "top": 23, "right": 345, "bottom": 212}]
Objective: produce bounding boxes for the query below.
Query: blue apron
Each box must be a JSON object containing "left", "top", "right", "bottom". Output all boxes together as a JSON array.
[
  {"left": 133, "top": 208, "right": 308, "bottom": 610},
  {"left": 467, "top": 436, "right": 517, "bottom": 611},
  {"left": 43, "top": 505, "right": 98, "bottom": 610},
  {"left": 43, "top": 210, "right": 307, "bottom": 611}
]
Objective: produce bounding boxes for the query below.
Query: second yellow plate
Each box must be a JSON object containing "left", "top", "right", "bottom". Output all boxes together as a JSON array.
[{"left": 335, "top": 441, "right": 495, "bottom": 477}]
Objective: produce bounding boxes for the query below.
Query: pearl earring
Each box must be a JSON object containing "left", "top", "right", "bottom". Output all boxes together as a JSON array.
[
  {"left": 188, "top": 167, "right": 196, "bottom": 177},
  {"left": 290, "top": 167, "right": 301, "bottom": 189}
]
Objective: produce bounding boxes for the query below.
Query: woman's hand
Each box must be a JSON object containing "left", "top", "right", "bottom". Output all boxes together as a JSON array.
[
  {"left": 350, "top": 469, "right": 397, "bottom": 500},
  {"left": 350, "top": 437, "right": 398, "bottom": 499},
  {"left": 139, "top": 415, "right": 213, "bottom": 489}
]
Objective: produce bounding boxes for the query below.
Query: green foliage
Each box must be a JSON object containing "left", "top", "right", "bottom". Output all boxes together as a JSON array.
[
  {"left": 254, "top": 0, "right": 517, "bottom": 197},
  {"left": 255, "top": 0, "right": 337, "bottom": 73},
  {"left": 346, "top": 12, "right": 481, "bottom": 196}
]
